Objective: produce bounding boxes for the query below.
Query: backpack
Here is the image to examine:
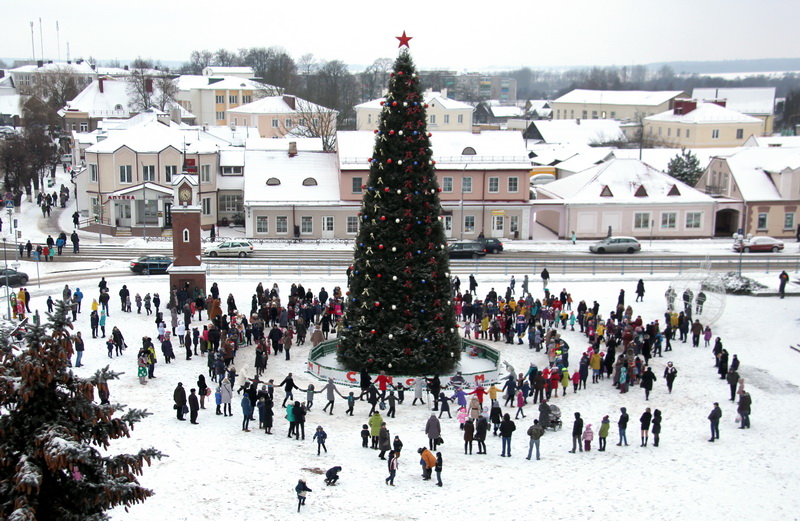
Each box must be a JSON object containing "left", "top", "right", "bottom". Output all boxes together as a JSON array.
[{"left": 379, "top": 401, "right": 386, "bottom": 410}]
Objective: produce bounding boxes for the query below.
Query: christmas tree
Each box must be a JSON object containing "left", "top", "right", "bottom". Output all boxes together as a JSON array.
[
  {"left": 338, "top": 38, "right": 461, "bottom": 375},
  {"left": 0, "top": 300, "right": 164, "bottom": 520}
]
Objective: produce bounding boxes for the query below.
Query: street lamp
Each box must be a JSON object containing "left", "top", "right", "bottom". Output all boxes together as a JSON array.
[
  {"left": 733, "top": 233, "right": 751, "bottom": 276},
  {"left": 2, "top": 237, "right": 10, "bottom": 320}
]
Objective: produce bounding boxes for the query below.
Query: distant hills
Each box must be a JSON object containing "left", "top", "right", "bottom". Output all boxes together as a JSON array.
[{"left": 648, "top": 58, "right": 800, "bottom": 75}]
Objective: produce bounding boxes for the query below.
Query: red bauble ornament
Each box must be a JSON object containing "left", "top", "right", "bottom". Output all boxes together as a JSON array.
[
  {"left": 371, "top": 329, "right": 376, "bottom": 335},
  {"left": 432, "top": 160, "right": 436, "bottom": 165},
  {"left": 377, "top": 273, "right": 382, "bottom": 278},
  {"left": 387, "top": 159, "right": 393, "bottom": 164},
  {"left": 389, "top": 130, "right": 395, "bottom": 135},
  {"left": 346, "top": 291, "right": 350, "bottom": 295},
  {"left": 398, "top": 71, "right": 404, "bottom": 76},
  {"left": 424, "top": 103, "right": 428, "bottom": 108},
  {"left": 369, "top": 358, "right": 374, "bottom": 363},
  {"left": 428, "top": 132, "right": 432, "bottom": 137},
  {"left": 380, "top": 216, "right": 386, "bottom": 221},
  {"left": 437, "top": 187, "right": 442, "bottom": 192},
  {"left": 374, "top": 302, "right": 380, "bottom": 307},
  {"left": 380, "top": 101, "right": 385, "bottom": 105},
  {"left": 357, "top": 212, "right": 361, "bottom": 216},
  {"left": 379, "top": 244, "right": 384, "bottom": 249},
  {"left": 392, "top": 101, "right": 398, "bottom": 107},
  {"left": 384, "top": 187, "right": 389, "bottom": 192},
  {"left": 362, "top": 184, "right": 366, "bottom": 189}
]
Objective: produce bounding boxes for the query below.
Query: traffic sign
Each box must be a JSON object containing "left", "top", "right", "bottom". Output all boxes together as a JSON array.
[
  {"left": 4, "top": 201, "right": 13, "bottom": 210},
  {"left": 4, "top": 192, "right": 12, "bottom": 202}
]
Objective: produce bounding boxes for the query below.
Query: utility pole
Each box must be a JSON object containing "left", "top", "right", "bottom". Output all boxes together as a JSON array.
[
  {"left": 30, "top": 22, "right": 35, "bottom": 62},
  {"left": 39, "top": 18, "right": 44, "bottom": 62},
  {"left": 56, "top": 21, "right": 60, "bottom": 62}
]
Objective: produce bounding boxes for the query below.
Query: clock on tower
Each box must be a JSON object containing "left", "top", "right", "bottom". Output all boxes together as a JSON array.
[{"left": 167, "top": 172, "right": 205, "bottom": 294}]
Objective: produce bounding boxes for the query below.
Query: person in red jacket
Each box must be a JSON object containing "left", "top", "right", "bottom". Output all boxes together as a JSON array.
[
  {"left": 373, "top": 370, "right": 393, "bottom": 402},
  {"left": 549, "top": 370, "right": 562, "bottom": 398}
]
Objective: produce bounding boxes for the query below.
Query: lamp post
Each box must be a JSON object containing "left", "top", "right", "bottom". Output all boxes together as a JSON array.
[
  {"left": 734, "top": 233, "right": 744, "bottom": 276},
  {"left": 2, "top": 237, "right": 10, "bottom": 320}
]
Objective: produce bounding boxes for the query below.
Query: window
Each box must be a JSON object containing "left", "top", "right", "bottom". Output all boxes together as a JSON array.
[
  {"left": 200, "top": 164, "right": 211, "bottom": 183},
  {"left": 119, "top": 165, "right": 132, "bottom": 183},
  {"left": 667, "top": 128, "right": 672, "bottom": 137},
  {"left": 229, "top": 95, "right": 238, "bottom": 104},
  {"left": 634, "top": 212, "right": 650, "bottom": 229},
  {"left": 757, "top": 213, "right": 768, "bottom": 230},
  {"left": 661, "top": 213, "right": 676, "bottom": 229},
  {"left": 712, "top": 129, "right": 720, "bottom": 139},
  {"left": 266, "top": 177, "right": 281, "bottom": 186},
  {"left": 79, "top": 122, "right": 88, "bottom": 132},
  {"left": 582, "top": 110, "right": 587, "bottom": 119},
  {"left": 201, "top": 197, "right": 211, "bottom": 216},
  {"left": 686, "top": 212, "right": 702, "bottom": 229},
  {"left": 322, "top": 216, "right": 334, "bottom": 232},
  {"left": 457, "top": 114, "right": 463, "bottom": 124},
  {"left": 556, "top": 110, "right": 560, "bottom": 119},
  {"left": 233, "top": 118, "right": 237, "bottom": 126},
  {"left": 571, "top": 110, "right": 575, "bottom": 119},
  {"left": 242, "top": 95, "right": 252, "bottom": 104},
  {"left": 429, "top": 115, "right": 436, "bottom": 124},
  {"left": 301, "top": 216, "right": 313, "bottom": 234},
  {"left": 276, "top": 216, "right": 288, "bottom": 234},
  {"left": 215, "top": 95, "right": 224, "bottom": 104},
  {"left": 183, "top": 229, "right": 190, "bottom": 242},
  {"left": 508, "top": 177, "right": 519, "bottom": 193},
  {"left": 219, "top": 195, "right": 242, "bottom": 212},
  {"left": 784, "top": 212, "right": 795, "bottom": 230},
  {"left": 736, "top": 129, "right": 744, "bottom": 139},
  {"left": 464, "top": 215, "right": 475, "bottom": 233},
  {"left": 442, "top": 177, "right": 453, "bottom": 193},
  {"left": 165, "top": 165, "right": 177, "bottom": 183},
  {"left": 302, "top": 178, "right": 318, "bottom": 186},
  {"left": 272, "top": 119, "right": 279, "bottom": 128},
  {"left": 444, "top": 114, "right": 450, "bottom": 124},
  {"left": 89, "top": 164, "right": 98, "bottom": 183},
  {"left": 216, "top": 111, "right": 225, "bottom": 120},
  {"left": 462, "top": 177, "right": 472, "bottom": 193},
  {"left": 677, "top": 128, "right": 681, "bottom": 138},
  {"left": 285, "top": 118, "right": 292, "bottom": 128},
  {"left": 491, "top": 215, "right": 504, "bottom": 232},
  {"left": 346, "top": 216, "right": 359, "bottom": 234},
  {"left": 592, "top": 111, "right": 598, "bottom": 119},
  {"left": 686, "top": 129, "right": 691, "bottom": 138},
  {"left": 510, "top": 215, "right": 519, "bottom": 233},
  {"left": 367, "top": 114, "right": 372, "bottom": 125},
  {"left": 221, "top": 166, "right": 243, "bottom": 175},
  {"left": 610, "top": 111, "right": 616, "bottom": 119},
  {"left": 256, "top": 216, "right": 268, "bottom": 233},
  {"left": 352, "top": 177, "right": 363, "bottom": 193},
  {"left": 658, "top": 127, "right": 662, "bottom": 136},
  {"left": 488, "top": 177, "right": 499, "bottom": 193},
  {"left": 142, "top": 165, "right": 155, "bottom": 182}
]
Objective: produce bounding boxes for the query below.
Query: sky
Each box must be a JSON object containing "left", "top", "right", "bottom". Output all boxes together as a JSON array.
[{"left": 2, "top": 0, "right": 798, "bottom": 72}]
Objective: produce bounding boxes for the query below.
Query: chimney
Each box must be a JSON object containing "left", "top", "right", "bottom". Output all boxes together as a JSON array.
[
  {"left": 673, "top": 99, "right": 697, "bottom": 115},
  {"left": 67, "top": 60, "right": 71, "bottom": 64},
  {"left": 170, "top": 108, "right": 181, "bottom": 124},
  {"left": 0, "top": 70, "right": 4, "bottom": 79},
  {"left": 124, "top": 65, "right": 129, "bottom": 71},
  {"left": 37, "top": 60, "right": 44, "bottom": 68},
  {"left": 202, "top": 122, "right": 209, "bottom": 131},
  {"left": 288, "top": 141, "right": 298, "bottom": 157},
  {"left": 90, "top": 64, "right": 96, "bottom": 71},
  {"left": 283, "top": 95, "right": 296, "bottom": 110},
  {"left": 145, "top": 78, "right": 153, "bottom": 93},
  {"left": 98, "top": 78, "right": 104, "bottom": 93},
  {"left": 711, "top": 99, "right": 727, "bottom": 108},
  {"left": 156, "top": 112, "right": 171, "bottom": 126}
]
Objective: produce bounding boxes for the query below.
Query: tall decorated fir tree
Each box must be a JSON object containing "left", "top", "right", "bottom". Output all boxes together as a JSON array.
[
  {"left": 0, "top": 300, "right": 164, "bottom": 520},
  {"left": 338, "top": 36, "right": 461, "bottom": 375}
]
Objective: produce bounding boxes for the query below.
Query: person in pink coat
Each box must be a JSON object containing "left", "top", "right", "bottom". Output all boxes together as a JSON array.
[
  {"left": 703, "top": 326, "right": 712, "bottom": 347},
  {"left": 571, "top": 370, "right": 581, "bottom": 393},
  {"left": 514, "top": 390, "right": 526, "bottom": 419},
  {"left": 582, "top": 423, "right": 594, "bottom": 451}
]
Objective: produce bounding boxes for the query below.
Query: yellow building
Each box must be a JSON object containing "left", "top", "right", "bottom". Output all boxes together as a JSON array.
[{"left": 644, "top": 100, "right": 764, "bottom": 148}]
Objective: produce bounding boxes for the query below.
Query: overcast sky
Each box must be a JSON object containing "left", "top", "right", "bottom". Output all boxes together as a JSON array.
[{"left": 3, "top": 0, "right": 797, "bottom": 72}]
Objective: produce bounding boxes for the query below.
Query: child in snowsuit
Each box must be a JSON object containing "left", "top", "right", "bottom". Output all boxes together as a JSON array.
[
  {"left": 296, "top": 480, "right": 312, "bottom": 512},
  {"left": 313, "top": 426, "right": 328, "bottom": 455},
  {"left": 361, "top": 424, "right": 370, "bottom": 448},
  {"left": 583, "top": 424, "right": 594, "bottom": 451}
]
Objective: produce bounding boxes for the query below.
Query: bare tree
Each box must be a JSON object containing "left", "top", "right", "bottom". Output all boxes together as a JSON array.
[
  {"left": 24, "top": 127, "right": 58, "bottom": 195},
  {"left": 358, "top": 58, "right": 392, "bottom": 102},
  {"left": 127, "top": 69, "right": 155, "bottom": 111},
  {"left": 130, "top": 56, "right": 154, "bottom": 70},
  {"left": 281, "top": 97, "right": 339, "bottom": 151},
  {"left": 153, "top": 75, "right": 180, "bottom": 111},
  {"left": 32, "top": 66, "right": 82, "bottom": 112},
  {"left": 214, "top": 48, "right": 239, "bottom": 67},
  {"left": 0, "top": 134, "right": 30, "bottom": 193}
]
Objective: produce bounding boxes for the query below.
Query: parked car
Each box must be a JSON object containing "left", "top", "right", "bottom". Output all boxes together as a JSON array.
[
  {"left": 204, "top": 240, "right": 254, "bottom": 257},
  {"left": 732, "top": 236, "right": 784, "bottom": 253},
  {"left": 0, "top": 268, "right": 29, "bottom": 286},
  {"left": 589, "top": 236, "right": 641, "bottom": 254},
  {"left": 129, "top": 255, "right": 173, "bottom": 274},
  {"left": 447, "top": 241, "right": 487, "bottom": 259},
  {"left": 477, "top": 237, "right": 504, "bottom": 254}
]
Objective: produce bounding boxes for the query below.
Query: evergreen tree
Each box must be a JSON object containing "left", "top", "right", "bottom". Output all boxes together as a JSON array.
[
  {"left": 338, "top": 49, "right": 460, "bottom": 375},
  {"left": 0, "top": 300, "right": 164, "bottom": 520},
  {"left": 666, "top": 148, "right": 703, "bottom": 186}
]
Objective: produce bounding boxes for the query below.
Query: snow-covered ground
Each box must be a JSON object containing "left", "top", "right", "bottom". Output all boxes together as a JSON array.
[
  {"left": 7, "top": 166, "right": 800, "bottom": 520},
  {"left": 8, "top": 267, "right": 796, "bottom": 520}
]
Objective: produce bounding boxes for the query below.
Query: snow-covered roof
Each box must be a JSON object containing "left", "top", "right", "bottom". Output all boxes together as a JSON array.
[
  {"left": 555, "top": 148, "right": 616, "bottom": 174},
  {"left": 489, "top": 105, "right": 524, "bottom": 118},
  {"left": 355, "top": 91, "right": 474, "bottom": 111},
  {"left": 176, "top": 75, "right": 271, "bottom": 92},
  {"left": 228, "top": 95, "right": 335, "bottom": 115},
  {"left": 0, "top": 95, "right": 25, "bottom": 117},
  {"left": 219, "top": 149, "right": 244, "bottom": 166},
  {"left": 612, "top": 147, "right": 740, "bottom": 173},
  {"left": 526, "top": 100, "right": 550, "bottom": 111},
  {"left": 59, "top": 78, "right": 194, "bottom": 120},
  {"left": 10, "top": 61, "right": 97, "bottom": 76},
  {"left": 691, "top": 87, "right": 776, "bottom": 115},
  {"left": 537, "top": 158, "right": 715, "bottom": 204},
  {"left": 645, "top": 102, "right": 762, "bottom": 124},
  {"left": 243, "top": 151, "right": 341, "bottom": 205},
  {"left": 554, "top": 89, "right": 684, "bottom": 107},
  {"left": 202, "top": 125, "right": 259, "bottom": 146},
  {"left": 203, "top": 66, "right": 255, "bottom": 76},
  {"left": 336, "top": 131, "right": 530, "bottom": 170},
  {"left": 245, "top": 137, "right": 325, "bottom": 152},
  {"left": 86, "top": 120, "right": 224, "bottom": 154},
  {"left": 722, "top": 148, "right": 800, "bottom": 201},
  {"left": 743, "top": 135, "right": 800, "bottom": 148},
  {"left": 530, "top": 119, "right": 626, "bottom": 145}
]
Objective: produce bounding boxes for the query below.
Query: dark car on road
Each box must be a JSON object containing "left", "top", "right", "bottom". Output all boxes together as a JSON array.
[
  {"left": 0, "top": 268, "right": 29, "bottom": 286},
  {"left": 477, "top": 237, "right": 504, "bottom": 254},
  {"left": 447, "top": 241, "right": 487, "bottom": 259},
  {"left": 129, "top": 255, "right": 173, "bottom": 274},
  {"left": 732, "top": 236, "right": 784, "bottom": 253}
]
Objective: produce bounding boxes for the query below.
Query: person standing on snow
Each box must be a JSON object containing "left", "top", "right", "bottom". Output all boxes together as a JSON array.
[
  {"left": 569, "top": 412, "right": 584, "bottom": 453},
  {"left": 617, "top": 407, "right": 629, "bottom": 446},
  {"left": 708, "top": 402, "right": 722, "bottom": 442}
]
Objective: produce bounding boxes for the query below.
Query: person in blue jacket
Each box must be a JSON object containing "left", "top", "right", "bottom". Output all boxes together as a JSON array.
[
  {"left": 241, "top": 394, "right": 253, "bottom": 432},
  {"left": 295, "top": 479, "right": 312, "bottom": 512}
]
